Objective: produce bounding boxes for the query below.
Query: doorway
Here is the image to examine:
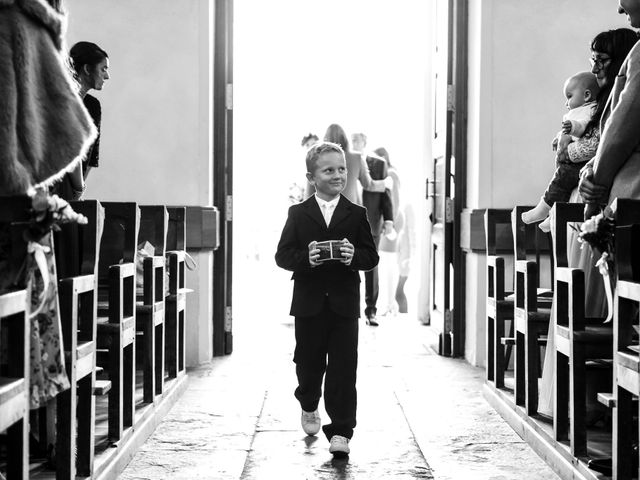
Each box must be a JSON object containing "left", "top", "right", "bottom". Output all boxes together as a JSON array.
[{"left": 231, "top": 0, "right": 436, "bottom": 337}]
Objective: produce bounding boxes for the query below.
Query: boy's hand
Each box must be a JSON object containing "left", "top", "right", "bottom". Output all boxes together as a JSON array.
[
  {"left": 308, "top": 241, "right": 321, "bottom": 267},
  {"left": 339, "top": 238, "right": 354, "bottom": 265},
  {"left": 561, "top": 120, "right": 572, "bottom": 135},
  {"left": 551, "top": 136, "right": 559, "bottom": 151}
]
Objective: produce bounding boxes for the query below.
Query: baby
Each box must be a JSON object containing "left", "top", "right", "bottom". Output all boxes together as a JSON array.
[{"left": 522, "top": 71, "right": 600, "bottom": 230}]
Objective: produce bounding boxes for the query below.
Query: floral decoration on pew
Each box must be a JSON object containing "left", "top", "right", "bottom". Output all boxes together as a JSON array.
[
  {"left": 25, "top": 188, "right": 88, "bottom": 243},
  {"left": 576, "top": 208, "right": 616, "bottom": 321},
  {"left": 577, "top": 208, "right": 615, "bottom": 267}
]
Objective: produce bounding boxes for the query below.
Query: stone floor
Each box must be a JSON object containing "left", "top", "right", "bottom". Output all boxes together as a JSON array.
[{"left": 120, "top": 265, "right": 560, "bottom": 479}]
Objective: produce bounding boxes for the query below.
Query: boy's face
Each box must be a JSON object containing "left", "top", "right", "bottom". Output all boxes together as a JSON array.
[
  {"left": 306, "top": 151, "right": 347, "bottom": 201},
  {"left": 563, "top": 78, "right": 589, "bottom": 110}
]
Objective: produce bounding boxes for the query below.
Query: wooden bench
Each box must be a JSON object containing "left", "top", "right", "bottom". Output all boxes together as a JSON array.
[
  {"left": 485, "top": 209, "right": 512, "bottom": 388},
  {"left": 138, "top": 206, "right": 168, "bottom": 401},
  {"left": 97, "top": 202, "right": 138, "bottom": 441},
  {"left": 512, "top": 206, "right": 553, "bottom": 415},
  {"left": 57, "top": 274, "right": 97, "bottom": 478},
  {"left": 551, "top": 201, "right": 613, "bottom": 458},
  {"left": 0, "top": 290, "right": 29, "bottom": 480},
  {"left": 612, "top": 222, "right": 640, "bottom": 479},
  {"left": 165, "top": 207, "right": 188, "bottom": 379},
  {"left": 53, "top": 200, "right": 111, "bottom": 478}
]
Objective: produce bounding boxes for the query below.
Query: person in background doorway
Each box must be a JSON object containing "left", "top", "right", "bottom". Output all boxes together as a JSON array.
[
  {"left": 69, "top": 41, "right": 110, "bottom": 181},
  {"left": 374, "top": 147, "right": 414, "bottom": 315},
  {"left": 301, "top": 133, "right": 319, "bottom": 150},
  {"left": 353, "top": 133, "right": 394, "bottom": 326},
  {"left": 276, "top": 141, "right": 379, "bottom": 457},
  {"left": 304, "top": 124, "right": 393, "bottom": 204}
]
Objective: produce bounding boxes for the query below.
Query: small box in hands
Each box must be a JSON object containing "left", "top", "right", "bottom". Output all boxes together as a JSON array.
[{"left": 316, "top": 240, "right": 344, "bottom": 262}]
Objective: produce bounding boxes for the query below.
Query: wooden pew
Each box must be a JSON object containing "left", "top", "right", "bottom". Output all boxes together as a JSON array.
[
  {"left": 57, "top": 274, "right": 96, "bottom": 478},
  {"left": 512, "top": 206, "right": 553, "bottom": 415},
  {"left": 165, "top": 207, "right": 188, "bottom": 379},
  {"left": 53, "top": 200, "right": 108, "bottom": 478},
  {"left": 0, "top": 290, "right": 29, "bottom": 480},
  {"left": 138, "top": 206, "right": 167, "bottom": 401},
  {"left": 485, "top": 209, "right": 512, "bottom": 388},
  {"left": 612, "top": 223, "right": 640, "bottom": 479},
  {"left": 97, "top": 202, "right": 138, "bottom": 441},
  {"left": 551, "top": 203, "right": 611, "bottom": 458}
]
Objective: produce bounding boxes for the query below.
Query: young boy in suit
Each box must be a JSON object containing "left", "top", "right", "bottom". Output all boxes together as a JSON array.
[{"left": 275, "top": 141, "right": 379, "bottom": 457}]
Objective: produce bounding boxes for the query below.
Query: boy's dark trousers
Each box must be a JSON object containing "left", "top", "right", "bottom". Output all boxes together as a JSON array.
[
  {"left": 294, "top": 299, "right": 358, "bottom": 441},
  {"left": 543, "top": 160, "right": 587, "bottom": 206}
]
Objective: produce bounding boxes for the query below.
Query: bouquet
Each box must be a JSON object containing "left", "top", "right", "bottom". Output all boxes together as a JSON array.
[
  {"left": 25, "top": 188, "right": 88, "bottom": 243},
  {"left": 576, "top": 208, "right": 615, "bottom": 269}
]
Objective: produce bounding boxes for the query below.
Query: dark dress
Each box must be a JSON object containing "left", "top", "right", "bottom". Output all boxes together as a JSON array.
[
  {"left": 51, "top": 94, "right": 101, "bottom": 201},
  {"left": 82, "top": 94, "right": 101, "bottom": 176}
]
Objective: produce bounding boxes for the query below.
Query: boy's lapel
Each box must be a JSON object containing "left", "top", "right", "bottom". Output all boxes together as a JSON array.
[
  {"left": 328, "top": 196, "right": 351, "bottom": 229},
  {"left": 302, "top": 196, "right": 326, "bottom": 229}
]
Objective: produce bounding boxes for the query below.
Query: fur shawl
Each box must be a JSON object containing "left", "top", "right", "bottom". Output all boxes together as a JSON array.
[{"left": 0, "top": 0, "right": 97, "bottom": 195}]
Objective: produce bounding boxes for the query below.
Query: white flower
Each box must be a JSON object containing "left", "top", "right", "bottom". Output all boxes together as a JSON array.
[{"left": 581, "top": 217, "right": 598, "bottom": 234}]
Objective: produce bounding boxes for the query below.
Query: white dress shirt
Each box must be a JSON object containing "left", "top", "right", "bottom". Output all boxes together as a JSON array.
[{"left": 315, "top": 195, "right": 339, "bottom": 227}]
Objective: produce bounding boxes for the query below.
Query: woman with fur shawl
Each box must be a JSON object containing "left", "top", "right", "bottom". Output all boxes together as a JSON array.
[
  {"left": 0, "top": 0, "right": 97, "bottom": 410},
  {"left": 0, "top": 0, "right": 96, "bottom": 196}
]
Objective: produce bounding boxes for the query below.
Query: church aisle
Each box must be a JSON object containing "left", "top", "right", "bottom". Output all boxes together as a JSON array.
[{"left": 119, "top": 269, "right": 559, "bottom": 479}]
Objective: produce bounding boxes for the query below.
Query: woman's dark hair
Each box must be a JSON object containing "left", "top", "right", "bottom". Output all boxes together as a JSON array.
[
  {"left": 69, "top": 42, "right": 108, "bottom": 78},
  {"left": 323, "top": 124, "right": 349, "bottom": 151},
  {"left": 588, "top": 28, "right": 638, "bottom": 128},
  {"left": 373, "top": 147, "right": 391, "bottom": 167}
]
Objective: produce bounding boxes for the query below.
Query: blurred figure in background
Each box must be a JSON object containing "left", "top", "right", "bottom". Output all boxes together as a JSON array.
[
  {"left": 301, "top": 132, "right": 319, "bottom": 150},
  {"left": 353, "top": 133, "right": 394, "bottom": 326},
  {"left": 374, "top": 147, "right": 414, "bottom": 315}
]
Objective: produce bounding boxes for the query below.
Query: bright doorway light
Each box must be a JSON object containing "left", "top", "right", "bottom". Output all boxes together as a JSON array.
[{"left": 233, "top": 0, "right": 433, "bottom": 321}]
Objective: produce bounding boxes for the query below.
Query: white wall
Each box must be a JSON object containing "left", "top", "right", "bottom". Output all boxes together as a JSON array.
[
  {"left": 465, "top": 0, "right": 630, "bottom": 365},
  {"left": 65, "top": 0, "right": 216, "bottom": 365}
]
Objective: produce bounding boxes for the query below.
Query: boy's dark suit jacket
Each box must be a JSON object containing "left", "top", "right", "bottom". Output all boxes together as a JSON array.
[
  {"left": 275, "top": 194, "right": 379, "bottom": 319},
  {"left": 362, "top": 155, "right": 393, "bottom": 237}
]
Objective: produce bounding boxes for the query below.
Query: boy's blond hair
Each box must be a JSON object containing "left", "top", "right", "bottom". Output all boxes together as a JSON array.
[{"left": 305, "top": 141, "right": 345, "bottom": 173}]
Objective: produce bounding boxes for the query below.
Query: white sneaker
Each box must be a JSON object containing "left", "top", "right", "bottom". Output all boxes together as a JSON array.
[
  {"left": 329, "top": 435, "right": 350, "bottom": 456},
  {"left": 301, "top": 409, "right": 321, "bottom": 436}
]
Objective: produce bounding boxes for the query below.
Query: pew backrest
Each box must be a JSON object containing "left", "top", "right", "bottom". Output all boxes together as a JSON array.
[
  {"left": 98, "top": 203, "right": 139, "bottom": 286},
  {"left": 166, "top": 207, "right": 186, "bottom": 251},
  {"left": 139, "top": 206, "right": 168, "bottom": 256}
]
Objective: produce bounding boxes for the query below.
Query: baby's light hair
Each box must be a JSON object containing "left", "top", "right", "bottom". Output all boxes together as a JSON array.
[
  {"left": 566, "top": 71, "right": 600, "bottom": 99},
  {"left": 305, "top": 141, "right": 345, "bottom": 173}
]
